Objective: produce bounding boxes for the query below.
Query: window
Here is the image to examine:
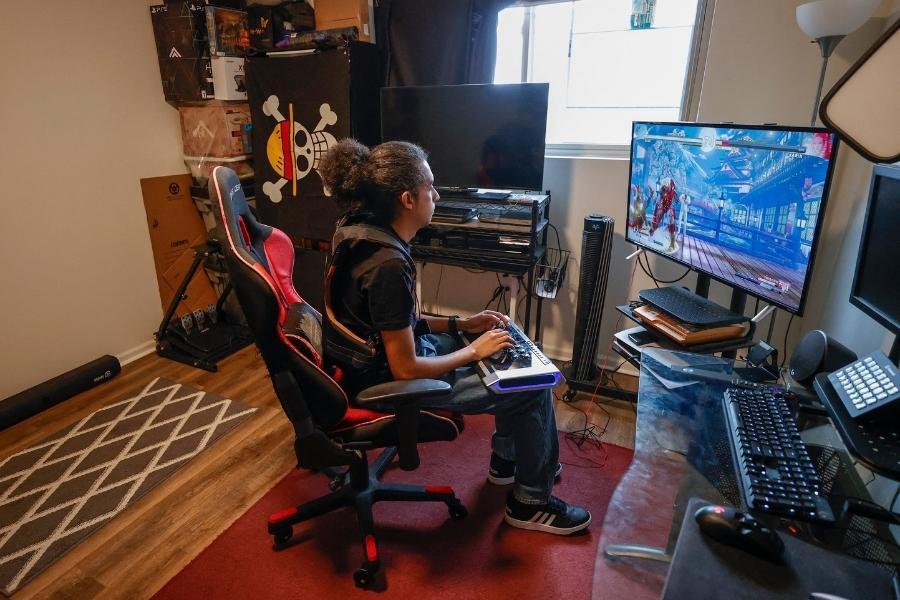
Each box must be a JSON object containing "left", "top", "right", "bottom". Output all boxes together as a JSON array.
[{"left": 494, "top": 0, "right": 707, "bottom": 152}]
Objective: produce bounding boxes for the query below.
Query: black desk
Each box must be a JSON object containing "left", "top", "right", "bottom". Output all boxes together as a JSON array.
[{"left": 591, "top": 348, "right": 898, "bottom": 600}]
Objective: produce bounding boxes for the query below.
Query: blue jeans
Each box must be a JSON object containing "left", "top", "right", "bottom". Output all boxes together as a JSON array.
[{"left": 414, "top": 333, "right": 560, "bottom": 505}]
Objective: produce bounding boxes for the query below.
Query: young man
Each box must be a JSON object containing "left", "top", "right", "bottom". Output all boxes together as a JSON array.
[{"left": 320, "top": 139, "right": 590, "bottom": 535}]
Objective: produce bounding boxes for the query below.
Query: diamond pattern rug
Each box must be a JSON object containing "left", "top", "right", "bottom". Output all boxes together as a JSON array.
[{"left": 0, "top": 377, "right": 256, "bottom": 596}]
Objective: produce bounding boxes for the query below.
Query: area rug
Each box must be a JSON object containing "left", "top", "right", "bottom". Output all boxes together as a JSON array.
[
  {"left": 0, "top": 377, "right": 256, "bottom": 596},
  {"left": 153, "top": 414, "right": 633, "bottom": 599}
]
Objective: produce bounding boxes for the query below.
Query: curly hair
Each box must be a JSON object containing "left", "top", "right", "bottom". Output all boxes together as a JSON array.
[{"left": 319, "top": 139, "right": 429, "bottom": 225}]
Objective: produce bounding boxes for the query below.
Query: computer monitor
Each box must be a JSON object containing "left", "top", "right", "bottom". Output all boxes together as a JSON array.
[
  {"left": 625, "top": 122, "right": 840, "bottom": 315},
  {"left": 850, "top": 164, "right": 900, "bottom": 338},
  {"left": 380, "top": 83, "right": 549, "bottom": 191}
]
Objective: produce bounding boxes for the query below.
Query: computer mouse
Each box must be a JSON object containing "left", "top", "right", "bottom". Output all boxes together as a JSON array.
[{"left": 694, "top": 504, "right": 784, "bottom": 562}]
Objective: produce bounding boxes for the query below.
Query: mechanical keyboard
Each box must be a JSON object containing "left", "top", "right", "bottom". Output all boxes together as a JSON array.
[
  {"left": 459, "top": 321, "right": 563, "bottom": 394},
  {"left": 639, "top": 286, "right": 747, "bottom": 326},
  {"left": 827, "top": 351, "right": 899, "bottom": 420},
  {"left": 723, "top": 381, "right": 835, "bottom": 523}
]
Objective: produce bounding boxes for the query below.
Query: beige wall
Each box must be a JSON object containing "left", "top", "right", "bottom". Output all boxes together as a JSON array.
[{"left": 0, "top": 1, "right": 184, "bottom": 398}]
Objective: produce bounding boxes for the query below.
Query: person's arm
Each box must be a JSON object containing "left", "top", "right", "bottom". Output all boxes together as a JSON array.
[
  {"left": 382, "top": 325, "right": 513, "bottom": 380},
  {"left": 422, "top": 310, "right": 509, "bottom": 334}
]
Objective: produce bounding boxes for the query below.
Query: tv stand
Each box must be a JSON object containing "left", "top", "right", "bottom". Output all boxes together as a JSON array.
[{"left": 437, "top": 187, "right": 512, "bottom": 201}]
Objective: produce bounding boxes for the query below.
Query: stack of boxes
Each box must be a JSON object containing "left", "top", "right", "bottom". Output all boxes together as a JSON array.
[
  {"left": 148, "top": 1, "right": 376, "bottom": 317},
  {"left": 149, "top": 0, "right": 255, "bottom": 316}
]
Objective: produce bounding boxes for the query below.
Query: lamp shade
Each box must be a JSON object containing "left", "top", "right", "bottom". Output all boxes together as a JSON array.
[{"left": 796, "top": 0, "right": 879, "bottom": 39}]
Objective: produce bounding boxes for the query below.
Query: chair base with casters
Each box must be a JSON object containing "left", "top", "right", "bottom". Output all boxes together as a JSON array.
[{"left": 268, "top": 444, "right": 467, "bottom": 588}]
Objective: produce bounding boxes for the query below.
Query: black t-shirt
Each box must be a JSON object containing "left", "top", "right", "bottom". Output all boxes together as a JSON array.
[{"left": 329, "top": 226, "right": 420, "bottom": 385}]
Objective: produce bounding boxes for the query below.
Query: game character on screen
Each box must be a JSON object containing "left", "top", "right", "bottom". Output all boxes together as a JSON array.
[
  {"left": 650, "top": 177, "right": 678, "bottom": 252},
  {"left": 629, "top": 184, "right": 647, "bottom": 231}
]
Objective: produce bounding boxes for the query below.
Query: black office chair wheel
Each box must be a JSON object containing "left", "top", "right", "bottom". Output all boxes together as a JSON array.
[
  {"left": 272, "top": 526, "right": 292, "bottom": 547},
  {"left": 353, "top": 567, "right": 376, "bottom": 588},
  {"left": 448, "top": 502, "right": 468, "bottom": 520}
]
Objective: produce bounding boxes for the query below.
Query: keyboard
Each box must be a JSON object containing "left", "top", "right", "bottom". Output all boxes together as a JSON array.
[
  {"left": 639, "top": 286, "right": 747, "bottom": 326},
  {"left": 827, "top": 351, "right": 899, "bottom": 419},
  {"left": 723, "top": 382, "right": 835, "bottom": 523},
  {"left": 459, "top": 321, "right": 563, "bottom": 394}
]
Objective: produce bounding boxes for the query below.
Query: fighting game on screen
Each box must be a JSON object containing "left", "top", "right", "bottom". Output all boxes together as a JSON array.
[{"left": 626, "top": 123, "right": 836, "bottom": 312}]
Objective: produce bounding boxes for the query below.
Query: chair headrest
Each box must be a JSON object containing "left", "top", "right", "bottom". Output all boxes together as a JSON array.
[{"left": 209, "top": 166, "right": 272, "bottom": 271}]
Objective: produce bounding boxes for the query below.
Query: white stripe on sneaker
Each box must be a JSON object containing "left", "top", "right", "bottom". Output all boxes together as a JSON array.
[
  {"left": 543, "top": 514, "right": 556, "bottom": 526},
  {"left": 529, "top": 511, "right": 545, "bottom": 523}
]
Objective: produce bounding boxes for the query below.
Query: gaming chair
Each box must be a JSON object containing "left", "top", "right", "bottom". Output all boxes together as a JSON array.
[{"left": 208, "top": 166, "right": 467, "bottom": 587}]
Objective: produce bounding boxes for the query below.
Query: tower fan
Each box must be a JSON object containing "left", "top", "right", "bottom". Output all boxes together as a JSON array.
[{"left": 564, "top": 215, "right": 619, "bottom": 398}]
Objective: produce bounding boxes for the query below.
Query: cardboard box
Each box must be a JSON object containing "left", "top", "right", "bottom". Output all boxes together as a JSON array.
[
  {"left": 158, "top": 57, "right": 215, "bottom": 104},
  {"left": 141, "top": 174, "right": 219, "bottom": 317},
  {"left": 206, "top": 6, "right": 250, "bottom": 56},
  {"left": 211, "top": 56, "right": 247, "bottom": 100},
  {"left": 179, "top": 102, "right": 251, "bottom": 158},
  {"left": 315, "top": 0, "right": 374, "bottom": 42}
]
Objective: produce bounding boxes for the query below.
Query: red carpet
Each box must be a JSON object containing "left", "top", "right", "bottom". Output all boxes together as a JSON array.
[{"left": 153, "top": 414, "right": 632, "bottom": 599}]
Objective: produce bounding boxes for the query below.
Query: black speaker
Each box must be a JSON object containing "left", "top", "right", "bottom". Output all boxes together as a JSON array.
[
  {"left": 568, "top": 214, "right": 615, "bottom": 383},
  {"left": 0, "top": 355, "right": 121, "bottom": 431},
  {"left": 789, "top": 330, "right": 857, "bottom": 385}
]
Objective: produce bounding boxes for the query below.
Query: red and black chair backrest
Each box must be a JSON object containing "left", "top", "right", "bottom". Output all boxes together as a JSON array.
[{"left": 209, "top": 166, "right": 351, "bottom": 429}]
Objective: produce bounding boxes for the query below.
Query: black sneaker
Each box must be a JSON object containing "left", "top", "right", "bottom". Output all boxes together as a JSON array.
[
  {"left": 504, "top": 494, "right": 591, "bottom": 535},
  {"left": 487, "top": 454, "right": 562, "bottom": 485}
]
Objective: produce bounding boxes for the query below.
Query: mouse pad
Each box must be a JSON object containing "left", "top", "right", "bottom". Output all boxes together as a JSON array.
[{"left": 662, "top": 498, "right": 894, "bottom": 600}]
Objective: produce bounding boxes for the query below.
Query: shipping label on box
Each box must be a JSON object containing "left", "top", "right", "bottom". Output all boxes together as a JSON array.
[
  {"left": 140, "top": 174, "right": 218, "bottom": 315},
  {"left": 211, "top": 56, "right": 247, "bottom": 100},
  {"left": 179, "top": 102, "right": 251, "bottom": 157}
]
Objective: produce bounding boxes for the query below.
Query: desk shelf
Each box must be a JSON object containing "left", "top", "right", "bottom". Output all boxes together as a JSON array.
[{"left": 614, "top": 304, "right": 756, "bottom": 358}]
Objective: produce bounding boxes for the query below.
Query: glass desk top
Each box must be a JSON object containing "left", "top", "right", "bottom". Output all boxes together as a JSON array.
[{"left": 590, "top": 348, "right": 896, "bottom": 600}]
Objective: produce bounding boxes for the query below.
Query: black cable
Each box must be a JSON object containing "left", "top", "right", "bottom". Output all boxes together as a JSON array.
[
  {"left": 779, "top": 313, "right": 795, "bottom": 369},
  {"left": 638, "top": 251, "right": 691, "bottom": 285},
  {"left": 547, "top": 223, "right": 563, "bottom": 270}
]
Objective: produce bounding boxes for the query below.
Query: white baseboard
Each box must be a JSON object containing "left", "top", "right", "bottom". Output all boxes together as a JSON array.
[{"left": 117, "top": 340, "right": 156, "bottom": 366}]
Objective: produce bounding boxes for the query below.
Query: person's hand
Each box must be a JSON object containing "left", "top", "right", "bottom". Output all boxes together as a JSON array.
[
  {"left": 468, "top": 327, "right": 513, "bottom": 360},
  {"left": 459, "top": 310, "right": 509, "bottom": 334}
]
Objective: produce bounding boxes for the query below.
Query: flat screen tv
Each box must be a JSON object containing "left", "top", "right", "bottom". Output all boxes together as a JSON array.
[
  {"left": 625, "top": 122, "right": 839, "bottom": 315},
  {"left": 380, "top": 83, "right": 549, "bottom": 191}
]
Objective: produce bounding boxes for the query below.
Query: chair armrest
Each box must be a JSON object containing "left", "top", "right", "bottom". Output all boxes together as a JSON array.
[
  {"left": 354, "top": 379, "right": 452, "bottom": 471},
  {"left": 354, "top": 379, "right": 451, "bottom": 407}
]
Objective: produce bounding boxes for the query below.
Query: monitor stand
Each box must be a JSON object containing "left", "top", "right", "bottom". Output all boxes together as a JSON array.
[{"left": 694, "top": 273, "right": 747, "bottom": 359}]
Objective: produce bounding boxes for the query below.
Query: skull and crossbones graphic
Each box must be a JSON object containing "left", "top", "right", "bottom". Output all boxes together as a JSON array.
[{"left": 261, "top": 94, "right": 338, "bottom": 204}]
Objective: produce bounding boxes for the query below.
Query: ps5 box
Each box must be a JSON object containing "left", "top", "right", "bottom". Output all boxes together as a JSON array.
[
  {"left": 150, "top": 2, "right": 208, "bottom": 59},
  {"left": 157, "top": 57, "right": 215, "bottom": 104}
]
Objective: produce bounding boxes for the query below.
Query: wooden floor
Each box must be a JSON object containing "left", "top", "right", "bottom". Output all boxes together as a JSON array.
[{"left": 3, "top": 346, "right": 636, "bottom": 599}]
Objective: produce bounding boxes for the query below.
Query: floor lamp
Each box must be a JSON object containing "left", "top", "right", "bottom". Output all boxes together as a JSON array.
[{"left": 796, "top": 0, "right": 880, "bottom": 126}]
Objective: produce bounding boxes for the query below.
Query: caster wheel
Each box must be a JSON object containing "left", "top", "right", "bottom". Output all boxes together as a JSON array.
[
  {"left": 353, "top": 567, "right": 375, "bottom": 588},
  {"left": 448, "top": 503, "right": 468, "bottom": 520},
  {"left": 272, "top": 527, "right": 292, "bottom": 546}
]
